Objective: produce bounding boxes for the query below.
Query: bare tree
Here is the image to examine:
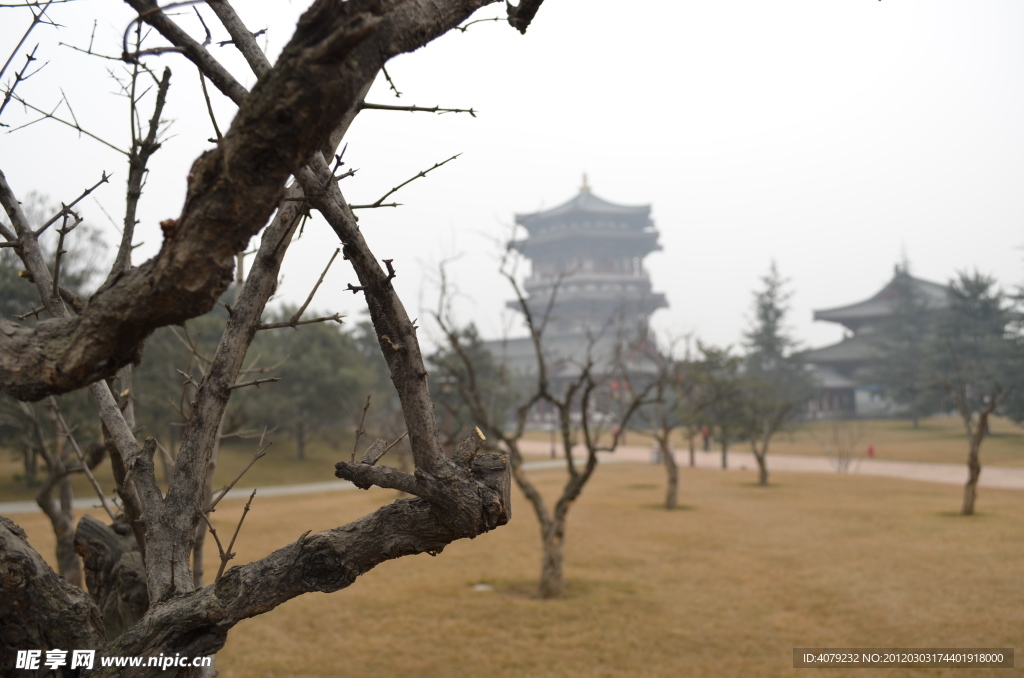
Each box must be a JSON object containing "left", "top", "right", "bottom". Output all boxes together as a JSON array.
[
  {"left": 435, "top": 268, "right": 650, "bottom": 598},
  {"left": 815, "top": 420, "right": 868, "bottom": 473},
  {"left": 631, "top": 338, "right": 701, "bottom": 510},
  {"left": 1, "top": 1, "right": 547, "bottom": 674}
]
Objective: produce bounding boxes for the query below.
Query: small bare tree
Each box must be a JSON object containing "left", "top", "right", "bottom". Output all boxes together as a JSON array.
[
  {"left": 631, "top": 338, "right": 701, "bottom": 509},
  {"left": 435, "top": 269, "right": 650, "bottom": 598},
  {"left": 816, "top": 420, "right": 868, "bottom": 473}
]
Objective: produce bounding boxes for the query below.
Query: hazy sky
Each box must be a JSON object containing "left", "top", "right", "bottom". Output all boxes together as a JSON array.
[{"left": 2, "top": 0, "right": 1022, "bottom": 354}]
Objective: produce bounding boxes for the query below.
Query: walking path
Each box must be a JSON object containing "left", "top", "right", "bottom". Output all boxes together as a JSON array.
[
  {"left": 3, "top": 443, "right": 1021, "bottom": 516},
  {"left": 516, "top": 440, "right": 1024, "bottom": 490}
]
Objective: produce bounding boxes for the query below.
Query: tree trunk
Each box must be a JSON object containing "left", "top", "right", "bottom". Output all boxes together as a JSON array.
[
  {"left": 661, "top": 439, "right": 678, "bottom": 510},
  {"left": 539, "top": 518, "right": 565, "bottom": 599},
  {"left": 721, "top": 440, "right": 728, "bottom": 469},
  {"left": 754, "top": 451, "right": 769, "bottom": 486},
  {"left": 961, "top": 444, "right": 981, "bottom": 516},
  {"left": 55, "top": 475, "right": 83, "bottom": 586},
  {"left": 2, "top": 516, "right": 105, "bottom": 667},
  {"left": 688, "top": 434, "right": 695, "bottom": 468},
  {"left": 74, "top": 514, "right": 149, "bottom": 640},
  {"left": 22, "top": 446, "right": 38, "bottom": 487},
  {"left": 36, "top": 472, "right": 83, "bottom": 587}
]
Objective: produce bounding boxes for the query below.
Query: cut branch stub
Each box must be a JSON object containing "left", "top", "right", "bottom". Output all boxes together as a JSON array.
[
  {"left": 335, "top": 452, "right": 510, "bottom": 531},
  {"left": 453, "top": 426, "right": 485, "bottom": 465}
]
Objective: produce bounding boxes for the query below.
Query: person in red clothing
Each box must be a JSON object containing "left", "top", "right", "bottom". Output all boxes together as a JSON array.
[
  {"left": 700, "top": 424, "right": 711, "bottom": 452},
  {"left": 867, "top": 443, "right": 875, "bottom": 459}
]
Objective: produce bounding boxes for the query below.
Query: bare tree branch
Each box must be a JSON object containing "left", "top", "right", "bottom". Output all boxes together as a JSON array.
[
  {"left": 35, "top": 171, "right": 111, "bottom": 236},
  {"left": 208, "top": 429, "right": 270, "bottom": 511},
  {"left": 215, "top": 488, "right": 255, "bottom": 579},
  {"left": 47, "top": 397, "right": 118, "bottom": 521},
  {"left": 349, "top": 154, "right": 459, "bottom": 209},
  {"left": 360, "top": 101, "right": 476, "bottom": 117},
  {"left": 6, "top": 93, "right": 129, "bottom": 154},
  {"left": 2, "top": 0, "right": 506, "bottom": 401},
  {"left": 227, "top": 376, "right": 280, "bottom": 390}
]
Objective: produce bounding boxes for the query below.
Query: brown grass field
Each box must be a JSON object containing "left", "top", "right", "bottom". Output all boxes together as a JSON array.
[{"left": 12, "top": 462, "right": 1023, "bottom": 677}]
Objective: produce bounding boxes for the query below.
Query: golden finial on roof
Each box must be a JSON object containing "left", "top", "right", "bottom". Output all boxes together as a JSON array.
[{"left": 580, "top": 173, "right": 591, "bottom": 193}]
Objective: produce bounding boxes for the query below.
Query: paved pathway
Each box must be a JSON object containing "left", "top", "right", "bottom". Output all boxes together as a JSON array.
[
  {"left": 3, "top": 444, "right": 1021, "bottom": 516},
  {"left": 516, "top": 440, "right": 1024, "bottom": 490}
]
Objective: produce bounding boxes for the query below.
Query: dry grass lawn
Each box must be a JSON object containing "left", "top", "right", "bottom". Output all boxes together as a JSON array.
[{"left": 13, "top": 463, "right": 1023, "bottom": 677}]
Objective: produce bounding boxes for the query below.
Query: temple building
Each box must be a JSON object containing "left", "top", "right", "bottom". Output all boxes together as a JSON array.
[
  {"left": 804, "top": 267, "right": 947, "bottom": 418},
  {"left": 510, "top": 177, "right": 667, "bottom": 337},
  {"left": 493, "top": 179, "right": 667, "bottom": 387}
]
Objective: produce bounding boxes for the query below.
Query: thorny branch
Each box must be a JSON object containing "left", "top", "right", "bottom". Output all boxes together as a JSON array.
[
  {"left": 360, "top": 101, "right": 476, "bottom": 117},
  {"left": 0, "top": 0, "right": 54, "bottom": 86},
  {"left": 35, "top": 172, "right": 110, "bottom": 236},
  {"left": 0, "top": 44, "right": 45, "bottom": 125},
  {"left": 258, "top": 248, "right": 341, "bottom": 330},
  {"left": 349, "top": 154, "right": 459, "bottom": 209},
  {"left": 216, "top": 488, "right": 256, "bottom": 580},
  {"left": 208, "top": 427, "right": 271, "bottom": 511},
  {"left": 6, "top": 92, "right": 128, "bottom": 154},
  {"left": 351, "top": 393, "right": 372, "bottom": 463}
]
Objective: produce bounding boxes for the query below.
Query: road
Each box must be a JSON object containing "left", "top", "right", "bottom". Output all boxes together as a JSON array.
[{"left": 516, "top": 440, "right": 1024, "bottom": 490}]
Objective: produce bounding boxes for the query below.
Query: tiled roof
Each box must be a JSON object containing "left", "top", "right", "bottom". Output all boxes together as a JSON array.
[
  {"left": 515, "top": 189, "right": 651, "bottom": 232},
  {"left": 814, "top": 274, "right": 947, "bottom": 325}
]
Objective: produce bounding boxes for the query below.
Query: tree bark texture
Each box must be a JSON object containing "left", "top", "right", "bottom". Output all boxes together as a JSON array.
[
  {"left": 539, "top": 518, "right": 565, "bottom": 599},
  {"left": 660, "top": 438, "right": 678, "bottom": 510},
  {"left": 74, "top": 514, "right": 150, "bottom": 640},
  {"left": 961, "top": 447, "right": 980, "bottom": 516},
  {"left": 754, "top": 451, "right": 769, "bottom": 486},
  {"left": 1, "top": 516, "right": 105, "bottom": 673}
]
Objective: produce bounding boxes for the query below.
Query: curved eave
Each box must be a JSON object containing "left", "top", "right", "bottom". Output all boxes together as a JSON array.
[
  {"left": 513, "top": 230, "right": 660, "bottom": 256},
  {"left": 803, "top": 336, "right": 875, "bottom": 365},
  {"left": 516, "top": 191, "right": 651, "bottom": 233},
  {"left": 814, "top": 275, "right": 948, "bottom": 324},
  {"left": 507, "top": 292, "right": 668, "bottom": 313}
]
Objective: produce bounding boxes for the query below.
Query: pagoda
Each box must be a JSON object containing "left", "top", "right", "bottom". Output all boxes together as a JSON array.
[
  {"left": 804, "top": 267, "right": 947, "bottom": 418},
  {"left": 509, "top": 177, "right": 667, "bottom": 338}
]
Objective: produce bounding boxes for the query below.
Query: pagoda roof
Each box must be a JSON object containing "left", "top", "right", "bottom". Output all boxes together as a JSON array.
[
  {"left": 809, "top": 365, "right": 858, "bottom": 390},
  {"left": 813, "top": 273, "right": 947, "bottom": 328},
  {"left": 516, "top": 188, "right": 651, "bottom": 232},
  {"left": 802, "top": 335, "right": 876, "bottom": 365},
  {"left": 512, "top": 229, "right": 660, "bottom": 257}
]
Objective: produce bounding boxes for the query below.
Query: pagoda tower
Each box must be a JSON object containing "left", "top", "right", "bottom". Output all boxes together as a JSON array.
[{"left": 510, "top": 178, "right": 667, "bottom": 337}]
